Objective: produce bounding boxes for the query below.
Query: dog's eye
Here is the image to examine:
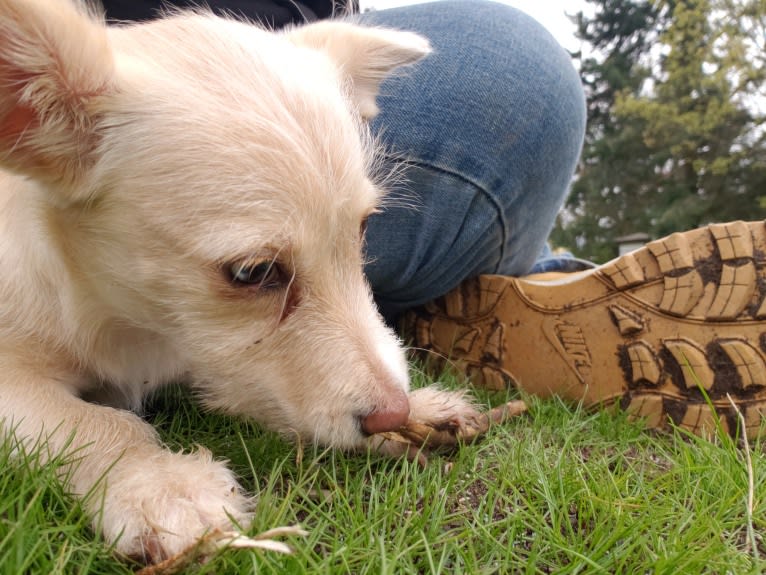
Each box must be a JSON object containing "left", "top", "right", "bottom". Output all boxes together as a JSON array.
[{"left": 226, "top": 259, "right": 283, "bottom": 288}]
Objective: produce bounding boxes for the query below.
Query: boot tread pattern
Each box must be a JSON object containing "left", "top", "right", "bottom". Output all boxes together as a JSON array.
[{"left": 404, "top": 221, "right": 766, "bottom": 438}]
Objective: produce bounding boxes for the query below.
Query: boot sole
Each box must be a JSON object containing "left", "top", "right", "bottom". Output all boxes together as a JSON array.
[{"left": 402, "top": 221, "right": 766, "bottom": 438}]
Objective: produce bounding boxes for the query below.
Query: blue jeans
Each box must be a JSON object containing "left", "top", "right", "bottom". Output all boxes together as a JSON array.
[{"left": 355, "top": 1, "right": 587, "bottom": 322}]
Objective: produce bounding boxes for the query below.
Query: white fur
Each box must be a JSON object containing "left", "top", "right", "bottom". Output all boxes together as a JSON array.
[{"left": 0, "top": 0, "right": 473, "bottom": 563}]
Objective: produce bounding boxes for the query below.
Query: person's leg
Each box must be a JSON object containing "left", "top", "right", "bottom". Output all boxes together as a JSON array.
[
  {"left": 354, "top": 2, "right": 766, "bottom": 439},
  {"left": 354, "top": 1, "right": 586, "bottom": 322}
]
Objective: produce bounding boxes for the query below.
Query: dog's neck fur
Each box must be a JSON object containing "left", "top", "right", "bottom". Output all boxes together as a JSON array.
[{"left": 0, "top": 172, "right": 185, "bottom": 405}]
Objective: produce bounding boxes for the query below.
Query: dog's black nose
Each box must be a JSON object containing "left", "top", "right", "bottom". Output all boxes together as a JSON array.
[{"left": 360, "top": 389, "right": 410, "bottom": 435}]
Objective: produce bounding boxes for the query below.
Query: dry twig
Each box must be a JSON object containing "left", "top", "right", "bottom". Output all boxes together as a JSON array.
[
  {"left": 726, "top": 394, "right": 759, "bottom": 561},
  {"left": 135, "top": 525, "right": 308, "bottom": 575}
]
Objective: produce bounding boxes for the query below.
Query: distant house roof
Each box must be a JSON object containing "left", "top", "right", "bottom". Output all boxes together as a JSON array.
[{"left": 615, "top": 232, "right": 650, "bottom": 243}]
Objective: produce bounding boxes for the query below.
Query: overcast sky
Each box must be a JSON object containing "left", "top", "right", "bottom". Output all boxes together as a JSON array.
[{"left": 359, "top": 0, "right": 593, "bottom": 51}]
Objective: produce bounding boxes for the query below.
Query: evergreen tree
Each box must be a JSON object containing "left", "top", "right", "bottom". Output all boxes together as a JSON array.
[{"left": 553, "top": 0, "right": 766, "bottom": 262}]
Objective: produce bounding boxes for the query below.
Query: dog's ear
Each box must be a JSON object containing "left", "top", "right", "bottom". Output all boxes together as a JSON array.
[
  {"left": 0, "top": 0, "right": 114, "bottom": 197},
  {"left": 286, "top": 21, "right": 431, "bottom": 119}
]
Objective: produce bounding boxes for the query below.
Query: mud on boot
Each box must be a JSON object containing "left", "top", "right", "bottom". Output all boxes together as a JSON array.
[{"left": 402, "top": 220, "right": 766, "bottom": 438}]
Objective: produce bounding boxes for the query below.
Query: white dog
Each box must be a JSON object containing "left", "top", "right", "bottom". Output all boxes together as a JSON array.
[{"left": 0, "top": 0, "right": 477, "bottom": 563}]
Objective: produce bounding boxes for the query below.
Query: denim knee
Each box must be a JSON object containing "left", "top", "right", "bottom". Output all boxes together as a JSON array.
[
  {"left": 358, "top": 1, "right": 586, "bottom": 319},
  {"left": 365, "top": 163, "right": 506, "bottom": 321}
]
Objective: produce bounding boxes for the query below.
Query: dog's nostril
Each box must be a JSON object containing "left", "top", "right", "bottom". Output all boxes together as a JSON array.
[{"left": 360, "top": 391, "right": 410, "bottom": 435}]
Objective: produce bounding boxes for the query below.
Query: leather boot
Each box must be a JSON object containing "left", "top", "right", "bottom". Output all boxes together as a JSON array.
[{"left": 401, "top": 221, "right": 766, "bottom": 438}]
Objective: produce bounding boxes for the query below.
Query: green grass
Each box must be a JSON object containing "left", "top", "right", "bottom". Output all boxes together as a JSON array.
[{"left": 1, "top": 368, "right": 765, "bottom": 574}]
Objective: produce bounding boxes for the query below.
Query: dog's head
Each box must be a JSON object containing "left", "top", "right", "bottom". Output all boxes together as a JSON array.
[{"left": 0, "top": 0, "right": 430, "bottom": 447}]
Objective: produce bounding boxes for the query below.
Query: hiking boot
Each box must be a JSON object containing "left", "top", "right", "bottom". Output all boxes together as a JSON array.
[{"left": 401, "top": 221, "right": 766, "bottom": 438}]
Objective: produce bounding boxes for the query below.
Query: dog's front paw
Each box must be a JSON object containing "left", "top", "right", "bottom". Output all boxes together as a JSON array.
[
  {"left": 369, "top": 386, "right": 528, "bottom": 462},
  {"left": 406, "top": 386, "right": 482, "bottom": 429},
  {"left": 369, "top": 386, "right": 481, "bottom": 462},
  {"left": 98, "top": 449, "right": 252, "bottom": 563}
]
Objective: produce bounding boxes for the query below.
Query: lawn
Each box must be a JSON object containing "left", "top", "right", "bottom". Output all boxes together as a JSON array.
[{"left": 1, "top": 367, "right": 764, "bottom": 574}]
